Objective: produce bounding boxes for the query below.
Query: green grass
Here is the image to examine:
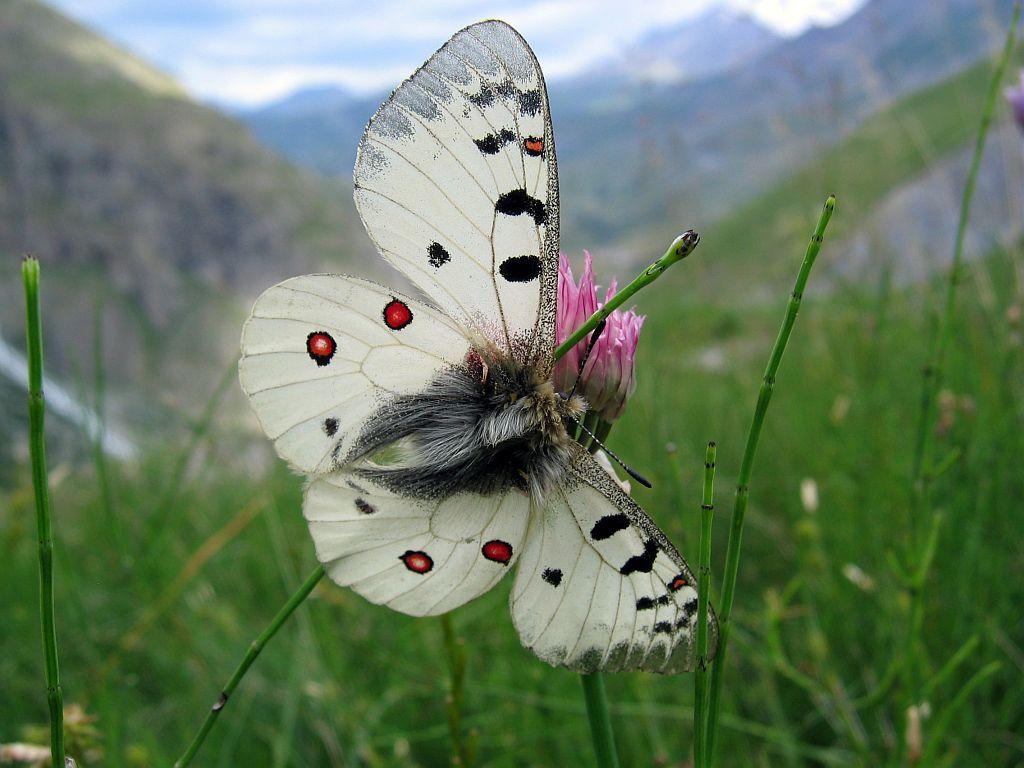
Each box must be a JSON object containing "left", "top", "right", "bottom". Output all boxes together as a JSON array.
[{"left": 2, "top": 237, "right": 1022, "bottom": 765}]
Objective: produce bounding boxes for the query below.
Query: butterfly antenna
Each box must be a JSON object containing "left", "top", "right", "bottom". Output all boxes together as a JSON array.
[
  {"left": 572, "top": 418, "right": 653, "bottom": 489},
  {"left": 567, "top": 319, "right": 607, "bottom": 401}
]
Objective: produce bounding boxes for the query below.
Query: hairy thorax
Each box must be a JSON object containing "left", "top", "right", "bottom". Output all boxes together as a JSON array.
[{"left": 350, "top": 343, "right": 587, "bottom": 502}]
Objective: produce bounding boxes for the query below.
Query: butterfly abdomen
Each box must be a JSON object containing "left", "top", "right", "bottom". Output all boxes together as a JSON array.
[{"left": 347, "top": 351, "right": 585, "bottom": 502}]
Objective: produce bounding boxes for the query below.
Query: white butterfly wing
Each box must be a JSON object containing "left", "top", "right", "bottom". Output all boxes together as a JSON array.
[
  {"left": 511, "top": 446, "right": 717, "bottom": 673},
  {"left": 239, "top": 275, "right": 471, "bottom": 474},
  {"left": 305, "top": 473, "right": 530, "bottom": 616},
  {"left": 354, "top": 20, "right": 559, "bottom": 367}
]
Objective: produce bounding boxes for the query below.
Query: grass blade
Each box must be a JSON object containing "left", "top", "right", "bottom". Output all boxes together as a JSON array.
[
  {"left": 919, "top": 661, "right": 1001, "bottom": 765},
  {"left": 704, "top": 196, "right": 837, "bottom": 765},
  {"left": 22, "top": 256, "right": 66, "bottom": 767}
]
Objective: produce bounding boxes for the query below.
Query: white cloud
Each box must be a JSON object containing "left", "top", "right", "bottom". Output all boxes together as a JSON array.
[{"left": 729, "top": 0, "right": 866, "bottom": 35}]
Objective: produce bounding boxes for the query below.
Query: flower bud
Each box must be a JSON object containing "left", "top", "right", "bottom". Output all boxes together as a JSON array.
[{"left": 555, "top": 251, "right": 645, "bottom": 422}]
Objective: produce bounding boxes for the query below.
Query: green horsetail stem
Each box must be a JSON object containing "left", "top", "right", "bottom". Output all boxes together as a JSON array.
[
  {"left": 693, "top": 441, "right": 718, "bottom": 768},
  {"left": 22, "top": 257, "right": 67, "bottom": 768},
  {"left": 901, "top": 4, "right": 1019, "bottom": 760},
  {"left": 704, "top": 196, "right": 836, "bottom": 765}
]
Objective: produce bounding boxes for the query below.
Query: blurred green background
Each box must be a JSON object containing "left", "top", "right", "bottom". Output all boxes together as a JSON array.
[{"left": 1, "top": 0, "right": 1022, "bottom": 765}]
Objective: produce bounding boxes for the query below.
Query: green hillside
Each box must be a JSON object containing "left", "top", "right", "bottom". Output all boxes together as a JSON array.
[{"left": 655, "top": 50, "right": 1023, "bottom": 303}]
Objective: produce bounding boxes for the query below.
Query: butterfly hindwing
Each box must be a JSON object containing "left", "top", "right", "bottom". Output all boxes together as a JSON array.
[
  {"left": 239, "top": 274, "right": 471, "bottom": 474},
  {"left": 511, "top": 444, "right": 717, "bottom": 673},
  {"left": 354, "top": 20, "right": 558, "bottom": 367},
  {"left": 305, "top": 473, "right": 530, "bottom": 616}
]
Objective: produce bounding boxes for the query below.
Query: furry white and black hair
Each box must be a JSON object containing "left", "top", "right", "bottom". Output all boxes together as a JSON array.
[{"left": 348, "top": 345, "right": 586, "bottom": 504}]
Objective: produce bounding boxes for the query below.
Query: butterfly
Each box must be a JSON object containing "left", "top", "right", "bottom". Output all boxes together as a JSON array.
[{"left": 239, "top": 20, "right": 717, "bottom": 673}]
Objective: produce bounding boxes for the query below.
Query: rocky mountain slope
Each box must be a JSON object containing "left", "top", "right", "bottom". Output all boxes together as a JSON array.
[{"left": 0, "top": 0, "right": 374, "bottom": 406}]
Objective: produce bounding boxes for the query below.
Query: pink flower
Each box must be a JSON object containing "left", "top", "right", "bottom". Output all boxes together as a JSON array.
[
  {"left": 1006, "top": 70, "right": 1024, "bottom": 132},
  {"left": 555, "top": 251, "right": 645, "bottom": 422}
]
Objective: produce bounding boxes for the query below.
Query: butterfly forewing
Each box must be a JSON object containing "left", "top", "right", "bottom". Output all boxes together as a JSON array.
[
  {"left": 305, "top": 473, "right": 530, "bottom": 616},
  {"left": 354, "top": 20, "right": 559, "bottom": 368},
  {"left": 239, "top": 275, "right": 470, "bottom": 474},
  {"left": 511, "top": 445, "right": 717, "bottom": 673}
]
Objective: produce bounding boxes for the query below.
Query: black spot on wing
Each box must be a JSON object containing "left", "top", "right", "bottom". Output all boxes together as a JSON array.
[
  {"left": 636, "top": 594, "right": 671, "bottom": 611},
  {"left": 620, "top": 540, "right": 659, "bottom": 575},
  {"left": 354, "top": 498, "right": 376, "bottom": 515},
  {"left": 673, "top": 598, "right": 700, "bottom": 630},
  {"left": 323, "top": 418, "right": 339, "bottom": 437},
  {"left": 474, "top": 127, "right": 515, "bottom": 154},
  {"left": 518, "top": 88, "right": 542, "bottom": 116},
  {"left": 499, "top": 255, "right": 541, "bottom": 283},
  {"left": 469, "top": 79, "right": 540, "bottom": 117},
  {"left": 468, "top": 83, "right": 496, "bottom": 108},
  {"left": 542, "top": 568, "right": 562, "bottom": 586},
  {"left": 654, "top": 621, "right": 674, "bottom": 635},
  {"left": 495, "top": 188, "right": 546, "bottom": 225},
  {"left": 591, "top": 513, "right": 630, "bottom": 541},
  {"left": 427, "top": 241, "right": 450, "bottom": 268}
]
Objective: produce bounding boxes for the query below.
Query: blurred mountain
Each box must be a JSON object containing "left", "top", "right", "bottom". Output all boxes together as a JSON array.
[
  {"left": 572, "top": 8, "right": 780, "bottom": 87},
  {"left": 238, "top": 0, "right": 1014, "bottom": 249},
  {"left": 244, "top": 86, "right": 381, "bottom": 178},
  {"left": 0, "top": 0, "right": 372, "bottom": 408},
  {"left": 240, "top": 7, "right": 781, "bottom": 181}
]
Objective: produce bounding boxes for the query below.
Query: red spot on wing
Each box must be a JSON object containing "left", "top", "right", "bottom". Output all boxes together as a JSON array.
[
  {"left": 482, "top": 539, "right": 513, "bottom": 565},
  {"left": 306, "top": 331, "right": 336, "bottom": 366},
  {"left": 383, "top": 299, "right": 413, "bottom": 330},
  {"left": 400, "top": 550, "right": 433, "bottom": 573},
  {"left": 668, "top": 574, "right": 689, "bottom": 592},
  {"left": 524, "top": 137, "right": 544, "bottom": 156}
]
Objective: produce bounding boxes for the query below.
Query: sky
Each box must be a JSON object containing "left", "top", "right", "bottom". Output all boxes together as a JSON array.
[{"left": 50, "top": 0, "right": 867, "bottom": 108}]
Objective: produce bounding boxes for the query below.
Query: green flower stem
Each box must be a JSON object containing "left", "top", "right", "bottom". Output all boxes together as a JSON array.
[
  {"left": 704, "top": 196, "right": 836, "bottom": 765},
  {"left": 553, "top": 230, "right": 700, "bottom": 360},
  {"left": 174, "top": 564, "right": 325, "bottom": 768},
  {"left": 580, "top": 673, "right": 621, "bottom": 768},
  {"left": 22, "top": 257, "right": 66, "bottom": 768},
  {"left": 693, "top": 441, "right": 717, "bottom": 768}
]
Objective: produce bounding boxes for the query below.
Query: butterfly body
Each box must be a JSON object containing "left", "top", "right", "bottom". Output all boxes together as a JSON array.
[
  {"left": 239, "top": 20, "right": 716, "bottom": 673},
  {"left": 350, "top": 344, "right": 586, "bottom": 503}
]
